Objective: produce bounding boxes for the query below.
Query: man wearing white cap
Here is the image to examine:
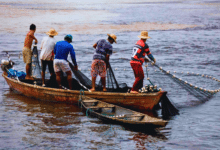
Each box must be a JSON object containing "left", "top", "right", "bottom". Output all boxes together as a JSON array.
[
  {"left": 40, "top": 28, "right": 58, "bottom": 86},
  {"left": 130, "top": 31, "right": 156, "bottom": 94},
  {"left": 90, "top": 34, "right": 117, "bottom": 92}
]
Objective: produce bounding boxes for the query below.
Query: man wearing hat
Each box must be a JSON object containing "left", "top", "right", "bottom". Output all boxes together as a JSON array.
[
  {"left": 53, "top": 34, "right": 78, "bottom": 90},
  {"left": 130, "top": 31, "right": 156, "bottom": 94},
  {"left": 40, "top": 28, "right": 58, "bottom": 86},
  {"left": 90, "top": 34, "right": 117, "bottom": 92}
]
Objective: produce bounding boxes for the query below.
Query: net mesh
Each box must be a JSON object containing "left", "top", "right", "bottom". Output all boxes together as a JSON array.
[
  {"left": 70, "top": 62, "right": 130, "bottom": 92},
  {"left": 31, "top": 46, "right": 41, "bottom": 79},
  {"left": 153, "top": 64, "right": 214, "bottom": 102}
]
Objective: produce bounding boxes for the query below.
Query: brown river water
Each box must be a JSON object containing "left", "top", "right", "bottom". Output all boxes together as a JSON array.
[{"left": 0, "top": 0, "right": 220, "bottom": 149}]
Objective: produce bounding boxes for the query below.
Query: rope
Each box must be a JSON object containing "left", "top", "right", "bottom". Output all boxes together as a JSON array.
[
  {"left": 100, "top": 124, "right": 114, "bottom": 137},
  {"left": 78, "top": 89, "right": 84, "bottom": 108},
  {"left": 145, "top": 63, "right": 154, "bottom": 87},
  {"left": 86, "top": 108, "right": 92, "bottom": 117}
]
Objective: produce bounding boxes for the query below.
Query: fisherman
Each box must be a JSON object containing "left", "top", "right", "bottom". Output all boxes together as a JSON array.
[
  {"left": 22, "top": 24, "right": 38, "bottom": 80},
  {"left": 54, "top": 34, "right": 78, "bottom": 89},
  {"left": 90, "top": 34, "right": 117, "bottom": 92},
  {"left": 39, "top": 28, "right": 58, "bottom": 86},
  {"left": 130, "top": 31, "right": 156, "bottom": 94}
]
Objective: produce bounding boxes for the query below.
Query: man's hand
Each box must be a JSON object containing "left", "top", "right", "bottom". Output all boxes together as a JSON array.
[
  {"left": 106, "top": 64, "right": 109, "bottom": 68},
  {"left": 35, "top": 39, "right": 38, "bottom": 44},
  {"left": 144, "top": 57, "right": 150, "bottom": 62},
  {"left": 74, "top": 65, "right": 78, "bottom": 71},
  {"left": 151, "top": 58, "right": 156, "bottom": 65}
]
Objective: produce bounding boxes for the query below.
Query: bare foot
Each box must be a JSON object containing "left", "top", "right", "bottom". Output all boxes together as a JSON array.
[
  {"left": 130, "top": 90, "right": 139, "bottom": 94},
  {"left": 90, "top": 88, "right": 96, "bottom": 92},
  {"left": 25, "top": 76, "right": 35, "bottom": 80}
]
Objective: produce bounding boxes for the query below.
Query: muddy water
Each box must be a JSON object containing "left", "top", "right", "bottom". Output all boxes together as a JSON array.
[{"left": 1, "top": 0, "right": 220, "bottom": 149}]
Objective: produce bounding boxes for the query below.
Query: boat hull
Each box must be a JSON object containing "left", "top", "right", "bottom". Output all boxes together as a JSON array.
[
  {"left": 81, "top": 96, "right": 168, "bottom": 127},
  {"left": 3, "top": 73, "right": 166, "bottom": 111}
]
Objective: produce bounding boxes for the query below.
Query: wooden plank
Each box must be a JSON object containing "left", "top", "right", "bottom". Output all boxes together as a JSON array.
[
  {"left": 86, "top": 106, "right": 115, "bottom": 109},
  {"left": 127, "top": 115, "right": 145, "bottom": 117},
  {"left": 82, "top": 100, "right": 98, "bottom": 103}
]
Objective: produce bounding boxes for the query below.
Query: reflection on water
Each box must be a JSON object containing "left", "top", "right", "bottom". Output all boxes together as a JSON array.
[{"left": 1, "top": 90, "right": 168, "bottom": 149}]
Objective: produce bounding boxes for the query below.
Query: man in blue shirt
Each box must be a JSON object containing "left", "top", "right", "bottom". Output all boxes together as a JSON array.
[{"left": 54, "top": 34, "right": 78, "bottom": 89}]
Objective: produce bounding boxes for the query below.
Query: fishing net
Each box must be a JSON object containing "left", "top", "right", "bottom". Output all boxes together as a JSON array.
[
  {"left": 31, "top": 45, "right": 42, "bottom": 79},
  {"left": 30, "top": 45, "right": 129, "bottom": 92},
  {"left": 153, "top": 63, "right": 215, "bottom": 102},
  {"left": 70, "top": 62, "right": 130, "bottom": 92}
]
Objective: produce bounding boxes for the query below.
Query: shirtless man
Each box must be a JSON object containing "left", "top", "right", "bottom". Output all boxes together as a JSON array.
[{"left": 23, "top": 24, "right": 38, "bottom": 80}]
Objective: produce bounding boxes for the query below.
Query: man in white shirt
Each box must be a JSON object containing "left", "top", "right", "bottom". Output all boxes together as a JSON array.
[{"left": 40, "top": 28, "right": 58, "bottom": 86}]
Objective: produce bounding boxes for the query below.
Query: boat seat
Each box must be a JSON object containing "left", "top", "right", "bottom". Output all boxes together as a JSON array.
[
  {"left": 127, "top": 115, "right": 145, "bottom": 117},
  {"left": 82, "top": 100, "right": 98, "bottom": 103},
  {"left": 125, "top": 115, "right": 145, "bottom": 121},
  {"left": 87, "top": 106, "right": 115, "bottom": 109}
]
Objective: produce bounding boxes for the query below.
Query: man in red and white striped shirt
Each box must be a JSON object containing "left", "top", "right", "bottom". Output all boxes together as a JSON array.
[{"left": 130, "top": 31, "right": 156, "bottom": 94}]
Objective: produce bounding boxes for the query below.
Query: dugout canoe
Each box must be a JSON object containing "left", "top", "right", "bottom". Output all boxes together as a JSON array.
[
  {"left": 2, "top": 73, "right": 166, "bottom": 111},
  {"left": 81, "top": 95, "right": 168, "bottom": 127}
]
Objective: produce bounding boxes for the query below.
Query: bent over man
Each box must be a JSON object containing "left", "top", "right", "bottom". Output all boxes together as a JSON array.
[
  {"left": 90, "top": 34, "right": 117, "bottom": 92},
  {"left": 54, "top": 34, "right": 78, "bottom": 89},
  {"left": 130, "top": 31, "right": 156, "bottom": 94}
]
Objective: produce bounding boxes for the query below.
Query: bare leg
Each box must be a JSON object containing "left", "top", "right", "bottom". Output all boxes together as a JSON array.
[
  {"left": 25, "top": 63, "right": 34, "bottom": 80},
  {"left": 66, "top": 71, "right": 72, "bottom": 90},
  {"left": 90, "top": 76, "right": 96, "bottom": 91},
  {"left": 101, "top": 77, "right": 107, "bottom": 91},
  {"left": 55, "top": 71, "right": 62, "bottom": 89},
  {"left": 48, "top": 61, "right": 55, "bottom": 79}
]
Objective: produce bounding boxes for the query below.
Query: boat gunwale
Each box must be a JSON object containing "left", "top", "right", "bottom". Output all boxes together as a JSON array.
[{"left": 2, "top": 73, "right": 165, "bottom": 97}]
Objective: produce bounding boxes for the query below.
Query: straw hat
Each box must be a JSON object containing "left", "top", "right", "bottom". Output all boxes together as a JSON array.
[
  {"left": 107, "top": 34, "right": 117, "bottom": 43},
  {"left": 138, "top": 31, "right": 150, "bottom": 39},
  {"left": 46, "top": 28, "right": 58, "bottom": 36}
]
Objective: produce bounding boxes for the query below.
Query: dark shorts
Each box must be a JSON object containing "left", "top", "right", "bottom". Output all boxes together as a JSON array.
[{"left": 41, "top": 60, "right": 55, "bottom": 74}]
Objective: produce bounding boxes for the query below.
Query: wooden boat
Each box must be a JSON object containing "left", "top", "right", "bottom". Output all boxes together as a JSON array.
[
  {"left": 80, "top": 95, "right": 168, "bottom": 127},
  {"left": 2, "top": 71, "right": 166, "bottom": 111}
]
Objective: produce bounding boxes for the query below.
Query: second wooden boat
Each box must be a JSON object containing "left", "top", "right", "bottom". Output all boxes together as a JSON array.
[{"left": 81, "top": 95, "right": 168, "bottom": 128}]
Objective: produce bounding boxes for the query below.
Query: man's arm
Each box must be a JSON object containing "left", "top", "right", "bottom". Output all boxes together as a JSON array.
[
  {"left": 70, "top": 47, "right": 78, "bottom": 71},
  {"left": 93, "top": 43, "right": 97, "bottom": 49},
  {"left": 40, "top": 39, "right": 44, "bottom": 49},
  {"left": 30, "top": 32, "right": 38, "bottom": 44},
  {"left": 105, "top": 54, "right": 110, "bottom": 68}
]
